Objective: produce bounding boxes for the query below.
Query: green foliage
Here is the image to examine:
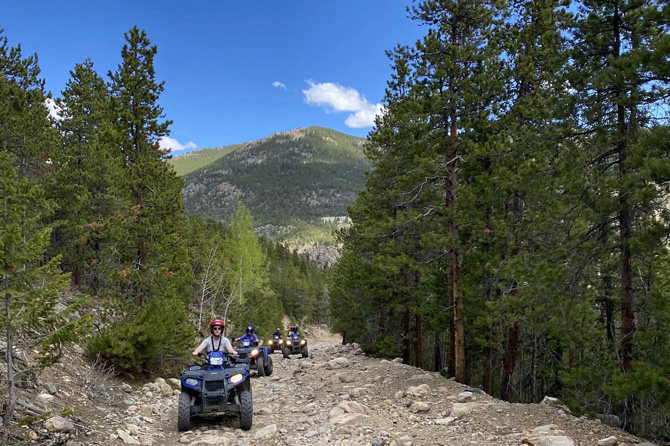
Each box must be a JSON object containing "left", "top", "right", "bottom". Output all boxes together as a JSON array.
[
  {"left": 330, "top": 0, "right": 670, "bottom": 440},
  {"left": 88, "top": 296, "right": 192, "bottom": 373},
  {"left": 0, "top": 30, "right": 59, "bottom": 177}
]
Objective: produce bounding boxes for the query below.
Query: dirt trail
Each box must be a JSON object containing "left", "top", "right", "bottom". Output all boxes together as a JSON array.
[{"left": 16, "top": 330, "right": 656, "bottom": 446}]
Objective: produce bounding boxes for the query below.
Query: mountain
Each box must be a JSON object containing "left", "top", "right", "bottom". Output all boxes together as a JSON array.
[
  {"left": 171, "top": 127, "right": 370, "bottom": 252},
  {"left": 168, "top": 143, "right": 243, "bottom": 176}
]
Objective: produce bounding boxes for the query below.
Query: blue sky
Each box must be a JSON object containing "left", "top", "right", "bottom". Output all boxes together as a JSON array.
[{"left": 2, "top": 1, "right": 425, "bottom": 154}]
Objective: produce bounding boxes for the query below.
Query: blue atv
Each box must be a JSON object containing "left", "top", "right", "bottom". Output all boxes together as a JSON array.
[
  {"left": 267, "top": 334, "right": 284, "bottom": 353},
  {"left": 283, "top": 332, "right": 309, "bottom": 359},
  {"left": 235, "top": 339, "right": 273, "bottom": 377},
  {"left": 178, "top": 351, "right": 252, "bottom": 431}
]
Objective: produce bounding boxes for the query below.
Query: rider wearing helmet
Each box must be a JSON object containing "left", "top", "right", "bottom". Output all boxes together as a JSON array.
[
  {"left": 272, "top": 327, "right": 282, "bottom": 337},
  {"left": 192, "top": 319, "right": 237, "bottom": 356},
  {"left": 236, "top": 325, "right": 259, "bottom": 347},
  {"left": 288, "top": 325, "right": 299, "bottom": 336}
]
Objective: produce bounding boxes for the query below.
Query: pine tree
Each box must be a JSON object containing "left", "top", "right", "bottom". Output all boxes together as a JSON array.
[
  {"left": 0, "top": 30, "right": 59, "bottom": 178},
  {"left": 87, "top": 27, "right": 192, "bottom": 375},
  {"left": 49, "top": 59, "right": 123, "bottom": 289},
  {"left": 108, "top": 26, "right": 183, "bottom": 305},
  {"left": 572, "top": 0, "right": 670, "bottom": 429},
  {"left": 0, "top": 152, "right": 89, "bottom": 428}
]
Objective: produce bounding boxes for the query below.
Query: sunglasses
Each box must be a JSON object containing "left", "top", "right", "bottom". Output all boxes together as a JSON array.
[{"left": 212, "top": 327, "right": 223, "bottom": 331}]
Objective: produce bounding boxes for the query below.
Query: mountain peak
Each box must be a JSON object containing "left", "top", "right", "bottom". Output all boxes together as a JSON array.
[{"left": 176, "top": 127, "right": 369, "bottom": 240}]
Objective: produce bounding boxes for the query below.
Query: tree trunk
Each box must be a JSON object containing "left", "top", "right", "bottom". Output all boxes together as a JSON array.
[
  {"left": 612, "top": 2, "right": 636, "bottom": 374},
  {"left": 415, "top": 313, "right": 423, "bottom": 368},
  {"left": 4, "top": 275, "right": 16, "bottom": 429},
  {"left": 446, "top": 75, "right": 465, "bottom": 382},
  {"left": 500, "top": 321, "right": 519, "bottom": 401},
  {"left": 403, "top": 310, "right": 411, "bottom": 365},
  {"left": 434, "top": 332, "right": 442, "bottom": 373},
  {"left": 484, "top": 330, "right": 493, "bottom": 395}
]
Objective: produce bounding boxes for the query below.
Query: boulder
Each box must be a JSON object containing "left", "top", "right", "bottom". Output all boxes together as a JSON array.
[
  {"left": 597, "top": 414, "right": 621, "bottom": 428},
  {"left": 328, "top": 357, "right": 350, "bottom": 369},
  {"left": 457, "top": 391, "right": 473, "bottom": 402},
  {"left": 536, "top": 437, "right": 575, "bottom": 446},
  {"left": 254, "top": 424, "right": 278, "bottom": 440},
  {"left": 116, "top": 429, "right": 140, "bottom": 445},
  {"left": 450, "top": 402, "right": 481, "bottom": 417},
  {"left": 337, "top": 373, "right": 356, "bottom": 383},
  {"left": 598, "top": 437, "right": 617, "bottom": 446},
  {"left": 44, "top": 416, "right": 74, "bottom": 433},
  {"left": 331, "top": 412, "right": 368, "bottom": 425},
  {"left": 434, "top": 417, "right": 455, "bottom": 426},
  {"left": 410, "top": 402, "right": 430, "bottom": 413},
  {"left": 44, "top": 382, "right": 58, "bottom": 395},
  {"left": 338, "top": 400, "right": 368, "bottom": 414},
  {"left": 406, "top": 384, "right": 430, "bottom": 397},
  {"left": 37, "top": 393, "right": 55, "bottom": 405}
]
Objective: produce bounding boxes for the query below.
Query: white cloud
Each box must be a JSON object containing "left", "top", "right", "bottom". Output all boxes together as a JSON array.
[
  {"left": 345, "top": 104, "right": 384, "bottom": 128},
  {"left": 272, "top": 81, "right": 287, "bottom": 90},
  {"left": 159, "top": 136, "right": 197, "bottom": 153},
  {"left": 302, "top": 80, "right": 382, "bottom": 128},
  {"left": 45, "top": 98, "right": 62, "bottom": 121}
]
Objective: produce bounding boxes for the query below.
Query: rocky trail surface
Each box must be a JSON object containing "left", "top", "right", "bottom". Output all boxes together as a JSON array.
[{"left": 16, "top": 332, "right": 661, "bottom": 446}]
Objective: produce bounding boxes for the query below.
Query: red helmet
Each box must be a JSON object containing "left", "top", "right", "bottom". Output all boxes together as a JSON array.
[{"left": 209, "top": 319, "right": 225, "bottom": 333}]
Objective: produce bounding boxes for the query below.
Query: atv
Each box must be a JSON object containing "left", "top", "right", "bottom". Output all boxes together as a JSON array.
[
  {"left": 235, "top": 339, "right": 273, "bottom": 377},
  {"left": 178, "top": 351, "right": 252, "bottom": 431},
  {"left": 266, "top": 334, "right": 284, "bottom": 353},
  {"left": 283, "top": 332, "right": 309, "bottom": 358}
]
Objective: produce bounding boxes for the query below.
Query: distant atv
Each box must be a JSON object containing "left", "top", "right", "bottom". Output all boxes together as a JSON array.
[
  {"left": 267, "top": 334, "right": 284, "bottom": 353},
  {"left": 235, "top": 339, "right": 273, "bottom": 376},
  {"left": 283, "top": 332, "right": 309, "bottom": 358},
  {"left": 178, "top": 351, "right": 252, "bottom": 431}
]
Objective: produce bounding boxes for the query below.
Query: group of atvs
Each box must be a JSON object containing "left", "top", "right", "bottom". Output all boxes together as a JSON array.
[{"left": 178, "top": 325, "right": 309, "bottom": 431}]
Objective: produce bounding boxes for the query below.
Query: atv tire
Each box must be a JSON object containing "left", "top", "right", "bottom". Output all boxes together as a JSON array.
[
  {"left": 302, "top": 346, "right": 309, "bottom": 358},
  {"left": 239, "top": 388, "right": 253, "bottom": 430},
  {"left": 177, "top": 391, "right": 191, "bottom": 431},
  {"left": 264, "top": 355, "right": 273, "bottom": 376},
  {"left": 256, "top": 357, "right": 265, "bottom": 377},
  {"left": 283, "top": 347, "right": 289, "bottom": 359}
]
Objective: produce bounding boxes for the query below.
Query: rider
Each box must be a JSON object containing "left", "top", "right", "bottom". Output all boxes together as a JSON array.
[
  {"left": 272, "top": 327, "right": 282, "bottom": 338},
  {"left": 288, "top": 325, "right": 299, "bottom": 337},
  {"left": 192, "top": 319, "right": 238, "bottom": 357},
  {"left": 236, "top": 326, "right": 259, "bottom": 347}
]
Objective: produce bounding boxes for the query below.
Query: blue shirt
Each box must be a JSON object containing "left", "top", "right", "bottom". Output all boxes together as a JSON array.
[{"left": 238, "top": 333, "right": 259, "bottom": 347}]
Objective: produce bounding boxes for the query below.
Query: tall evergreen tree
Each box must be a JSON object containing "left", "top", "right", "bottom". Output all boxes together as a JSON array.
[
  {"left": 49, "top": 59, "right": 123, "bottom": 289},
  {"left": 572, "top": 0, "right": 670, "bottom": 429},
  {"left": 0, "top": 30, "right": 58, "bottom": 178},
  {"left": 0, "top": 152, "right": 90, "bottom": 428},
  {"left": 108, "top": 26, "right": 184, "bottom": 305}
]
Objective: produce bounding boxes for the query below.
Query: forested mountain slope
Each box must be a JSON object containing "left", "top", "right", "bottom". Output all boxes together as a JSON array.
[
  {"left": 168, "top": 143, "right": 243, "bottom": 176},
  {"left": 178, "top": 127, "right": 369, "bottom": 228}
]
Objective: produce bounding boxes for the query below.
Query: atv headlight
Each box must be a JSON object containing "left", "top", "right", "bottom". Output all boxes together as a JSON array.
[
  {"left": 251, "top": 349, "right": 259, "bottom": 357},
  {"left": 229, "top": 374, "right": 243, "bottom": 385},
  {"left": 185, "top": 378, "right": 200, "bottom": 386},
  {"left": 278, "top": 340, "right": 283, "bottom": 344},
  {"left": 300, "top": 340, "right": 306, "bottom": 345},
  {"left": 267, "top": 340, "right": 273, "bottom": 345},
  {"left": 210, "top": 356, "right": 224, "bottom": 366}
]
